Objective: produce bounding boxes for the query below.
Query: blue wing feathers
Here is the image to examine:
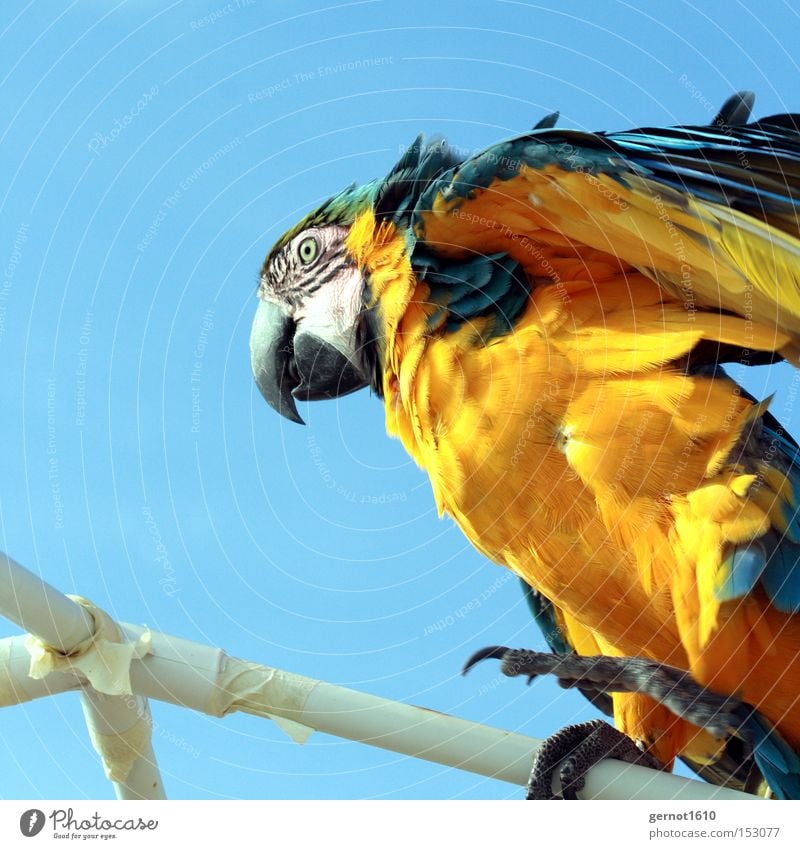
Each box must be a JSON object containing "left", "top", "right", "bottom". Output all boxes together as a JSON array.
[
  {"left": 415, "top": 251, "right": 531, "bottom": 340},
  {"left": 716, "top": 545, "right": 769, "bottom": 602},
  {"left": 717, "top": 416, "right": 800, "bottom": 615},
  {"left": 739, "top": 711, "right": 800, "bottom": 800},
  {"left": 406, "top": 113, "right": 800, "bottom": 241}
]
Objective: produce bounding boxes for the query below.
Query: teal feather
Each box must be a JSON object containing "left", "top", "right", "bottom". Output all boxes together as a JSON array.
[
  {"left": 761, "top": 540, "right": 800, "bottom": 614},
  {"left": 716, "top": 544, "right": 768, "bottom": 602},
  {"left": 520, "top": 580, "right": 573, "bottom": 655},
  {"left": 416, "top": 251, "right": 530, "bottom": 340},
  {"left": 781, "top": 502, "right": 800, "bottom": 544}
]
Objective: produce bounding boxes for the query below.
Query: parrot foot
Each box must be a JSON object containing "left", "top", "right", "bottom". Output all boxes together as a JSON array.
[
  {"left": 462, "top": 646, "right": 753, "bottom": 741},
  {"left": 526, "top": 718, "right": 661, "bottom": 799}
]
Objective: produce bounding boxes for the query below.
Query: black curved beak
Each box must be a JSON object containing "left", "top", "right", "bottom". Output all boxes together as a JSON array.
[{"left": 250, "top": 299, "right": 369, "bottom": 425}]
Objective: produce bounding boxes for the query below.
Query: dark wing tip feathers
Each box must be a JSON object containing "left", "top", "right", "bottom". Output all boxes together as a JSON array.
[
  {"left": 713, "top": 90, "right": 756, "bottom": 127},
  {"left": 374, "top": 135, "right": 463, "bottom": 226},
  {"left": 532, "top": 110, "right": 560, "bottom": 130}
]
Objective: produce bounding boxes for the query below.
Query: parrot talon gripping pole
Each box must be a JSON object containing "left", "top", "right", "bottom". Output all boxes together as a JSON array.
[
  {"left": 462, "top": 646, "right": 800, "bottom": 798},
  {"left": 526, "top": 719, "right": 664, "bottom": 801},
  {"left": 462, "top": 648, "right": 664, "bottom": 799}
]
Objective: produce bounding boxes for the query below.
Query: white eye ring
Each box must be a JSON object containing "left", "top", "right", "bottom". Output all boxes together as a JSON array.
[{"left": 298, "top": 236, "right": 319, "bottom": 265}]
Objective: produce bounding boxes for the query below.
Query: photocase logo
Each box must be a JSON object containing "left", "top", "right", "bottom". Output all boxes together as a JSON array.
[
  {"left": 19, "top": 809, "right": 45, "bottom": 837},
  {"left": 14, "top": 807, "right": 159, "bottom": 838}
]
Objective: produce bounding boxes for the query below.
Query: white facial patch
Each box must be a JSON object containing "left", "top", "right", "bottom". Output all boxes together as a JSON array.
[{"left": 293, "top": 263, "right": 364, "bottom": 364}]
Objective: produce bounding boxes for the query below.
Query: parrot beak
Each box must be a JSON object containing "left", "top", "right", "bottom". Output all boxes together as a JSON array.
[
  {"left": 250, "top": 298, "right": 304, "bottom": 424},
  {"left": 250, "top": 299, "right": 369, "bottom": 425}
]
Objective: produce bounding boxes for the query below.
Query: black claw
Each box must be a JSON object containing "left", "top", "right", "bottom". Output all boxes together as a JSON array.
[{"left": 461, "top": 645, "right": 511, "bottom": 675}]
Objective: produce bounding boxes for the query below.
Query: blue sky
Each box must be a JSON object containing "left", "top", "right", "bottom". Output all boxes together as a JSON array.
[{"left": 0, "top": 0, "right": 798, "bottom": 800}]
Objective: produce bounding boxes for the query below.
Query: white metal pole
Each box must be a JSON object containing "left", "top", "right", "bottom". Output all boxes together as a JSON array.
[
  {"left": 0, "top": 552, "right": 165, "bottom": 800},
  {"left": 113, "top": 629, "right": 759, "bottom": 799},
  {"left": 78, "top": 690, "right": 164, "bottom": 800},
  {"left": 0, "top": 552, "right": 95, "bottom": 651},
  {"left": 220, "top": 660, "right": 760, "bottom": 801}
]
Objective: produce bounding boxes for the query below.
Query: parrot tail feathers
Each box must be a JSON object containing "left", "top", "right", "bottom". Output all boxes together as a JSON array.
[{"left": 737, "top": 708, "right": 800, "bottom": 800}]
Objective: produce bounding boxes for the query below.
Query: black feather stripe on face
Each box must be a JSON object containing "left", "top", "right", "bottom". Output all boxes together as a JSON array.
[{"left": 304, "top": 255, "right": 351, "bottom": 295}]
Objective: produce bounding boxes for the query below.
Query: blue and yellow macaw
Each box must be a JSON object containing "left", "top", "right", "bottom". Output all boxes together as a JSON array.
[{"left": 250, "top": 92, "right": 800, "bottom": 798}]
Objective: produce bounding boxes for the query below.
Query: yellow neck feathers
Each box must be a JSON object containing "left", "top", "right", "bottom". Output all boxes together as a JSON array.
[{"left": 345, "top": 207, "right": 421, "bottom": 386}]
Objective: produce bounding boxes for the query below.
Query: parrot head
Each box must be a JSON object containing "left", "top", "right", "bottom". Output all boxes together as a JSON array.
[
  {"left": 250, "top": 137, "right": 463, "bottom": 423},
  {"left": 249, "top": 184, "right": 380, "bottom": 425}
]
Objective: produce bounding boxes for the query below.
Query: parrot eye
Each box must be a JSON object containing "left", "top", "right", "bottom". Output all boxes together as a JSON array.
[{"left": 297, "top": 236, "right": 319, "bottom": 265}]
